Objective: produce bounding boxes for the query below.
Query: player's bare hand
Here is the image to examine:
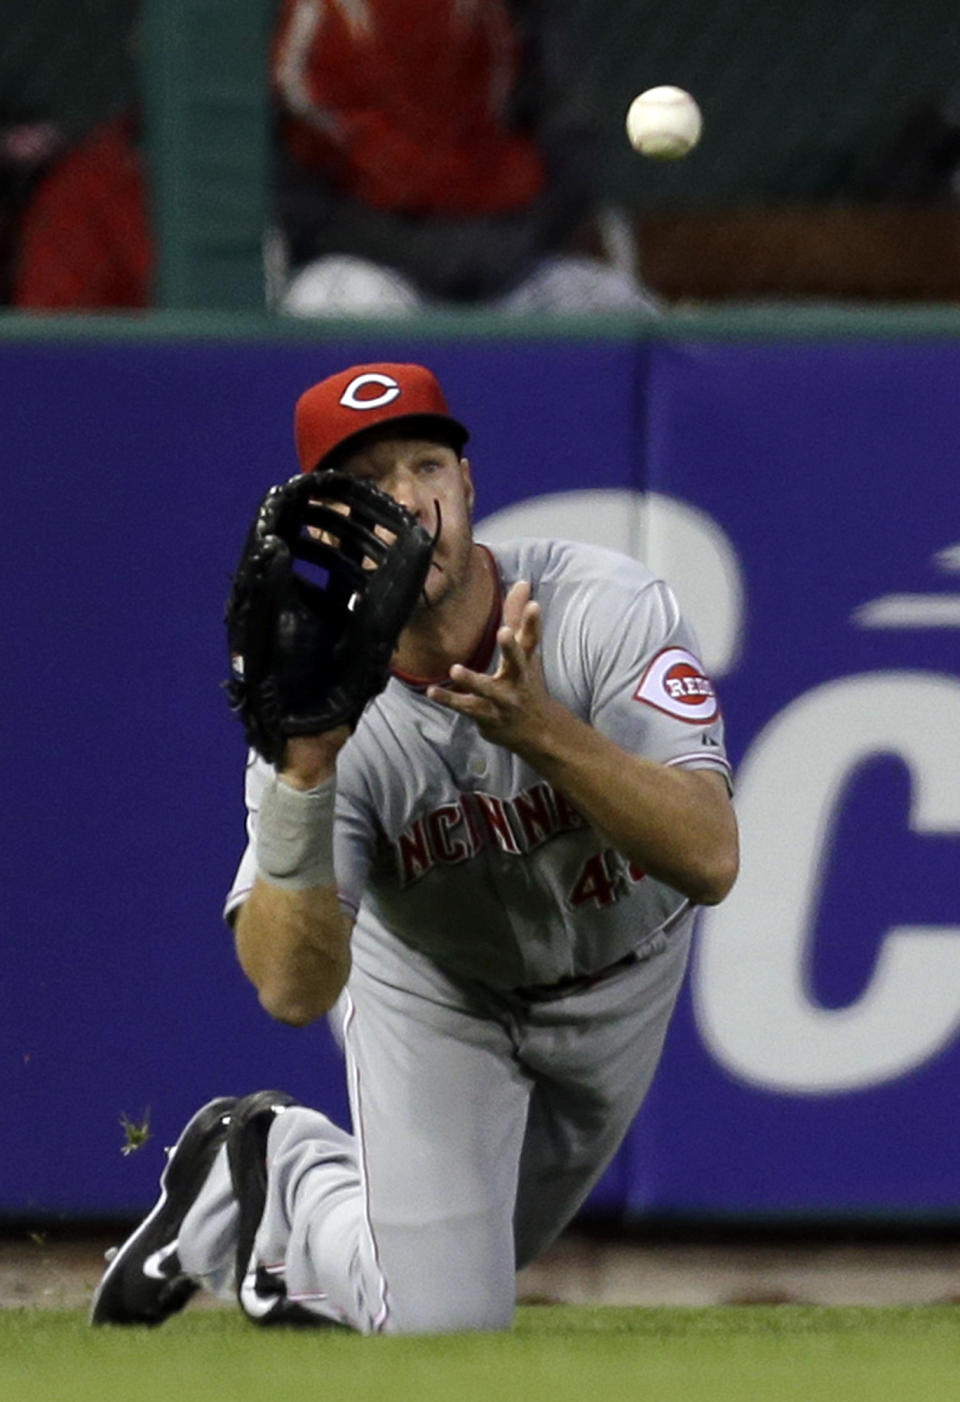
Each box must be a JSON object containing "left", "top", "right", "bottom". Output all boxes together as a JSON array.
[{"left": 427, "top": 581, "right": 556, "bottom": 749}]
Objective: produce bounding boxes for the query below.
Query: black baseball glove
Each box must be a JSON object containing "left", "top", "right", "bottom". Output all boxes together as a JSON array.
[{"left": 225, "top": 470, "right": 434, "bottom": 763}]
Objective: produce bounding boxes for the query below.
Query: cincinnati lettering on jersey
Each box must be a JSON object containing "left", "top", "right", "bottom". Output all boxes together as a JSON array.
[{"left": 395, "top": 781, "right": 586, "bottom": 887}]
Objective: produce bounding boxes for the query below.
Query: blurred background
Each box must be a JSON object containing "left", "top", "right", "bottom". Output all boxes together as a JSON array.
[
  {"left": 3, "top": 0, "right": 960, "bottom": 1308},
  {"left": 4, "top": 0, "right": 960, "bottom": 310}
]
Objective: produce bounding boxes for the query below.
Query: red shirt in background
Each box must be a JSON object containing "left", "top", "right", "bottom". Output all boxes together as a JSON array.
[
  {"left": 13, "top": 116, "right": 150, "bottom": 310},
  {"left": 272, "top": 0, "right": 546, "bottom": 216}
]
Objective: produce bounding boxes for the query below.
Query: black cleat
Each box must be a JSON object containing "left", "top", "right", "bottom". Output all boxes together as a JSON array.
[
  {"left": 90, "top": 1096, "right": 238, "bottom": 1326},
  {"left": 225, "top": 1090, "right": 322, "bottom": 1326}
]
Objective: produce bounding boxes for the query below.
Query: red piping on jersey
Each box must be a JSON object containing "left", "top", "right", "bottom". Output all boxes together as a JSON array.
[{"left": 392, "top": 545, "right": 503, "bottom": 692}]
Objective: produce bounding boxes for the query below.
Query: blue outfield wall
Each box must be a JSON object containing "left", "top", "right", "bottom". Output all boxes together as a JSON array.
[{"left": 3, "top": 316, "right": 960, "bottom": 1221}]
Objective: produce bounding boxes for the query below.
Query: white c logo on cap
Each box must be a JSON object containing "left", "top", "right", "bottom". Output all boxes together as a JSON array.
[{"left": 339, "top": 373, "right": 401, "bottom": 411}]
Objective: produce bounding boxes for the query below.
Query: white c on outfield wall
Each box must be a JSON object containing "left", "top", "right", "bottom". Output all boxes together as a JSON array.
[
  {"left": 475, "top": 489, "right": 745, "bottom": 677},
  {"left": 694, "top": 672, "right": 960, "bottom": 1094}
]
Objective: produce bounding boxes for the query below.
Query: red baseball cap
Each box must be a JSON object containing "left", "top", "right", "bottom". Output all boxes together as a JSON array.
[{"left": 294, "top": 363, "right": 469, "bottom": 474}]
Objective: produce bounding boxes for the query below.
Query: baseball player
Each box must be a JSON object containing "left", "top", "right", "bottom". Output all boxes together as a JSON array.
[{"left": 91, "top": 362, "right": 738, "bottom": 1334}]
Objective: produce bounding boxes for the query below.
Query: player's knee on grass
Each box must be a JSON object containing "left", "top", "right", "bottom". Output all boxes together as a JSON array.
[
  {"left": 383, "top": 1291, "right": 515, "bottom": 1335},
  {"left": 374, "top": 1218, "right": 517, "bottom": 1335}
]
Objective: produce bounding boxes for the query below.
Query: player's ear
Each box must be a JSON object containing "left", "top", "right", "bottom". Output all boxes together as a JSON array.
[{"left": 459, "top": 457, "right": 475, "bottom": 514}]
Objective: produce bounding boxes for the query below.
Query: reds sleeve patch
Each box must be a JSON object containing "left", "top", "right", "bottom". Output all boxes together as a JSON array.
[{"left": 633, "top": 647, "right": 720, "bottom": 723}]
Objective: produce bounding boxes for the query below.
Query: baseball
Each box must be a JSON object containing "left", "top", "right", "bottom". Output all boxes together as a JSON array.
[{"left": 626, "top": 86, "right": 702, "bottom": 159}]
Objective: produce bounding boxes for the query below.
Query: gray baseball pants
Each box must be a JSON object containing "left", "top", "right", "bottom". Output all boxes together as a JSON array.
[{"left": 177, "top": 916, "right": 692, "bottom": 1333}]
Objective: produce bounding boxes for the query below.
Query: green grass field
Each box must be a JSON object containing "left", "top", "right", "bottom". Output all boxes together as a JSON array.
[{"left": 4, "top": 1305, "right": 960, "bottom": 1402}]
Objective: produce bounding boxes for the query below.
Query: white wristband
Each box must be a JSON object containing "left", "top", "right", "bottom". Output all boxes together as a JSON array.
[{"left": 256, "top": 775, "right": 336, "bottom": 890}]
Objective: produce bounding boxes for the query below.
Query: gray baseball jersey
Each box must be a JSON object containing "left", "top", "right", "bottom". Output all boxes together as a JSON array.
[
  {"left": 225, "top": 536, "right": 731, "bottom": 987},
  {"left": 190, "top": 536, "right": 735, "bottom": 1333}
]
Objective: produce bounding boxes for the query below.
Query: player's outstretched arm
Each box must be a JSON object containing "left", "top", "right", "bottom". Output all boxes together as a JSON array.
[
  {"left": 518, "top": 723, "right": 737, "bottom": 906},
  {"left": 235, "top": 882, "right": 352, "bottom": 1026},
  {"left": 234, "top": 731, "right": 353, "bottom": 1026},
  {"left": 224, "top": 468, "right": 434, "bottom": 1023},
  {"left": 428, "top": 581, "right": 739, "bottom": 906}
]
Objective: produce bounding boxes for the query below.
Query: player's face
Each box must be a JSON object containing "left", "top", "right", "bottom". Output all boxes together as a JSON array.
[{"left": 341, "top": 435, "right": 476, "bottom": 608}]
